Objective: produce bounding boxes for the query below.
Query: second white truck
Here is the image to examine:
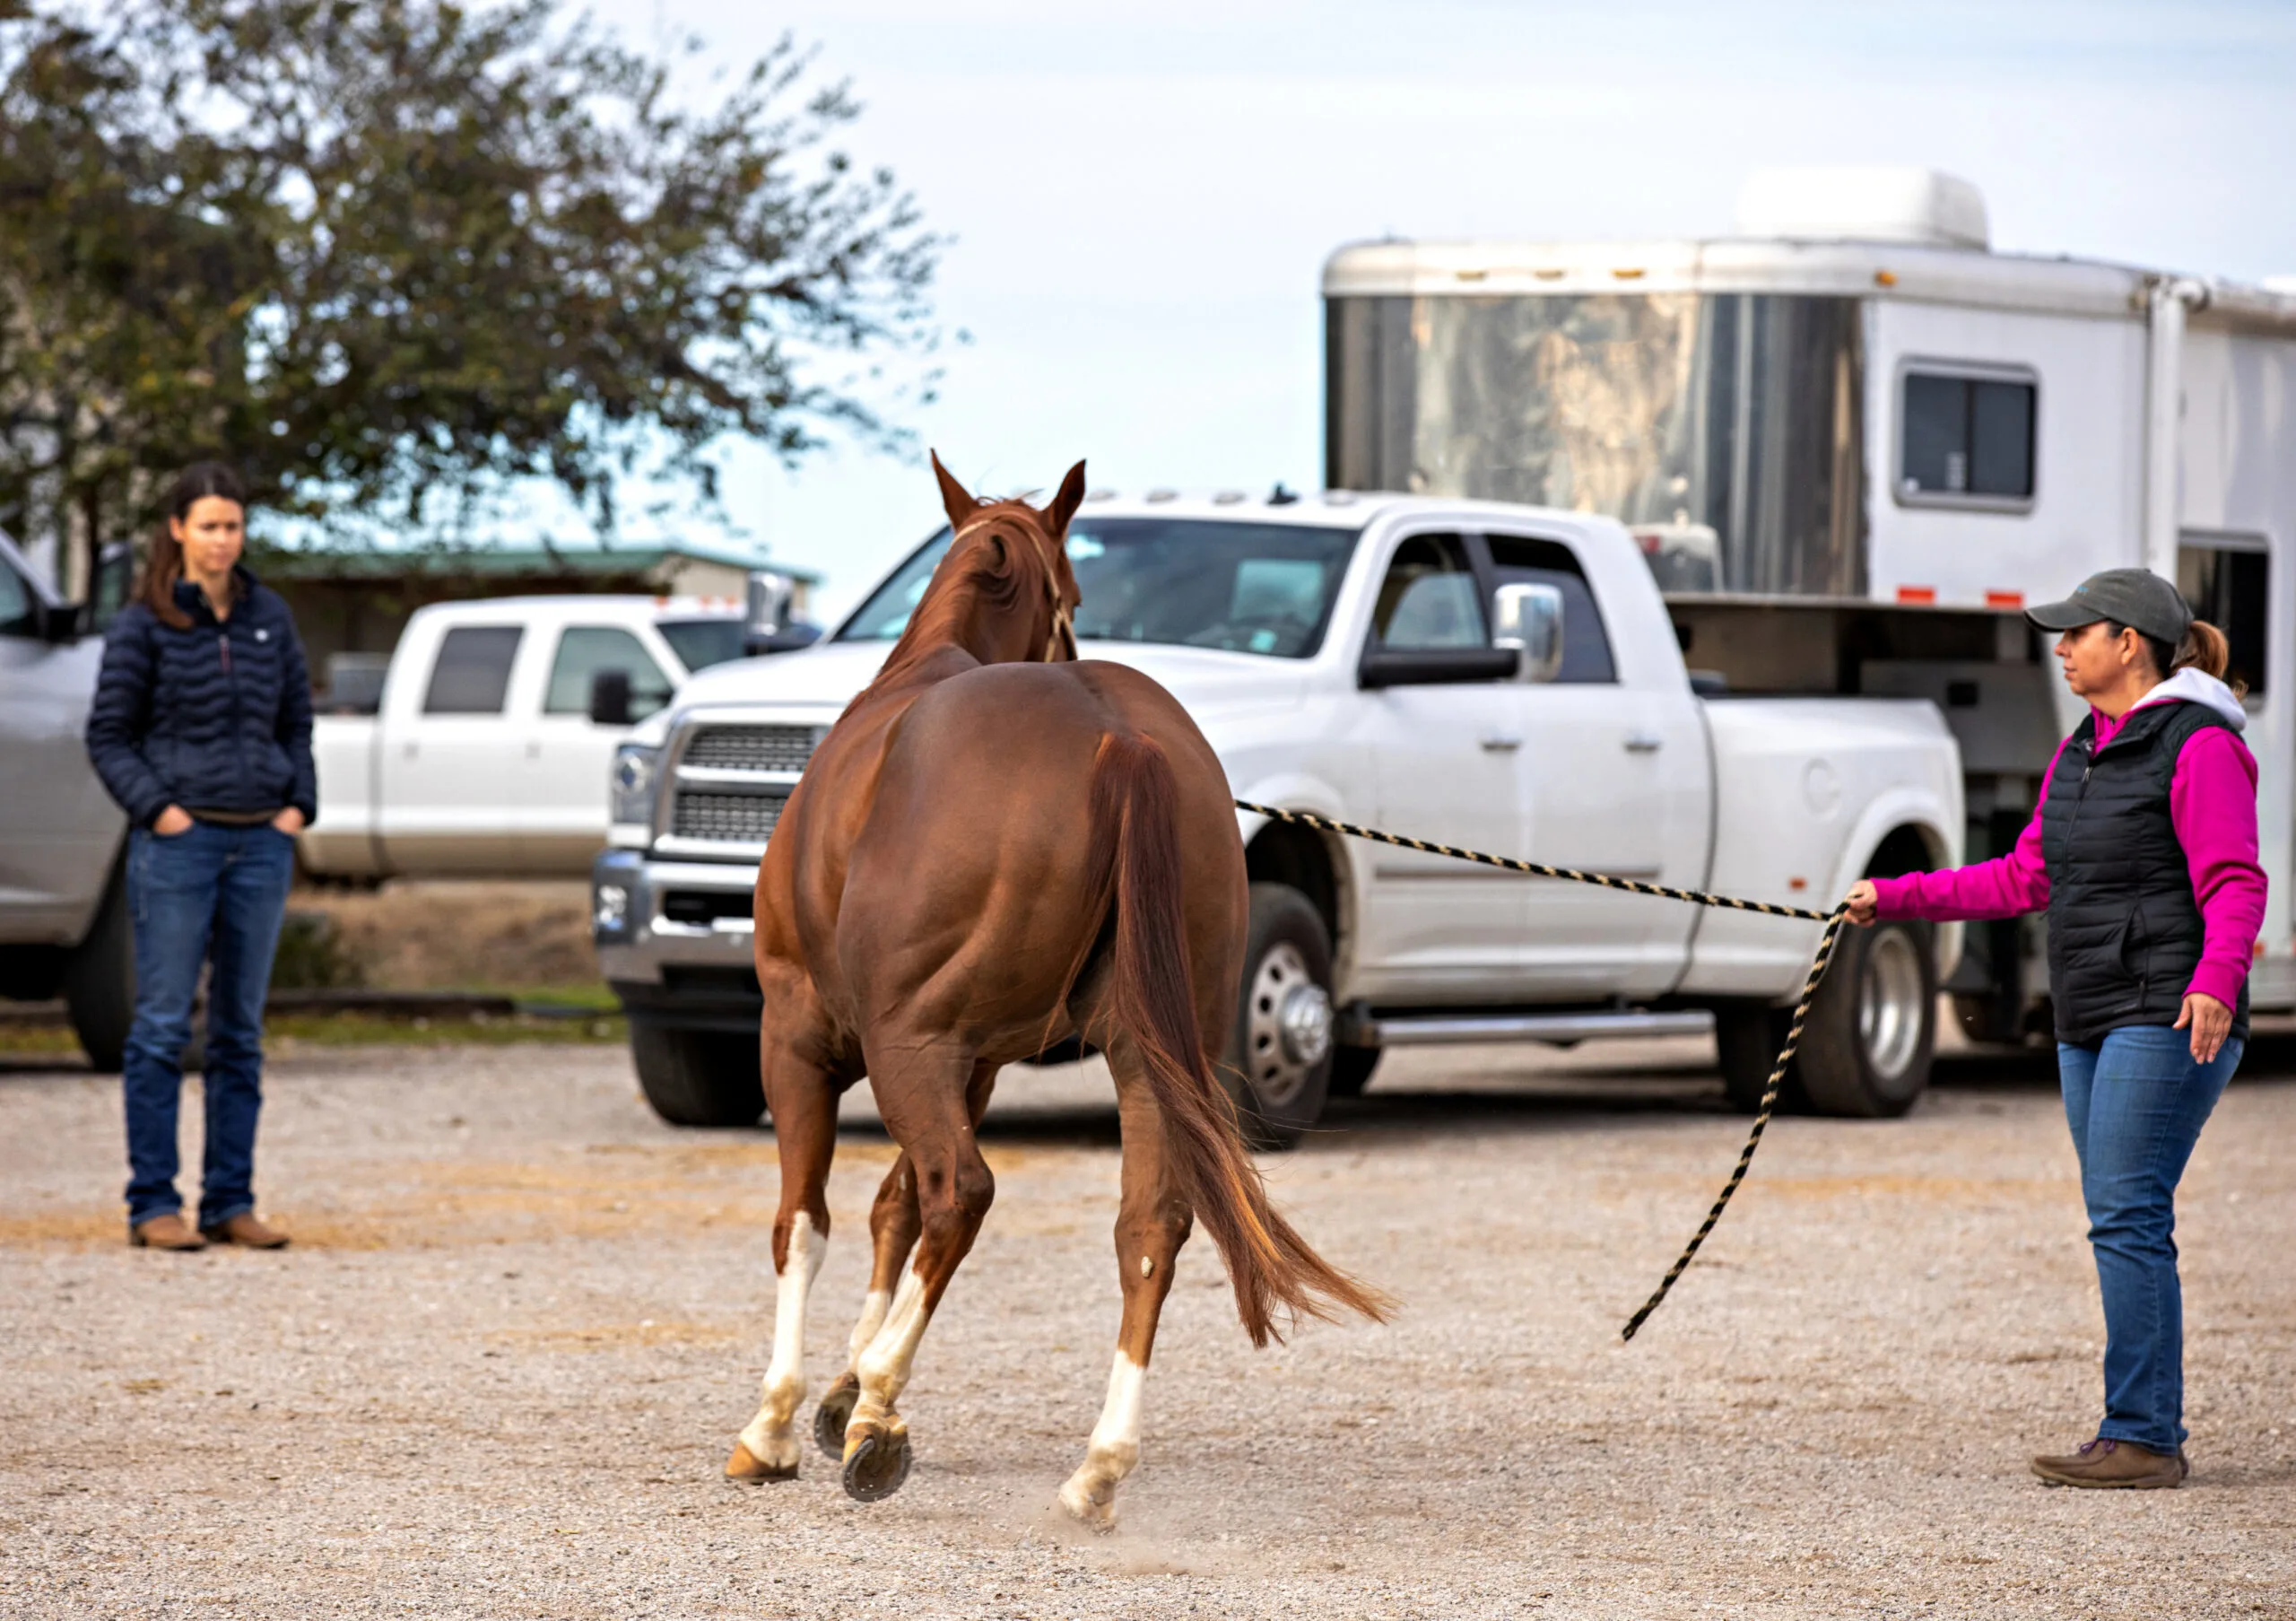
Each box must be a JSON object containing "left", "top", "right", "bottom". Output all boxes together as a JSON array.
[{"left": 592, "top": 492, "right": 1964, "bottom": 1139}]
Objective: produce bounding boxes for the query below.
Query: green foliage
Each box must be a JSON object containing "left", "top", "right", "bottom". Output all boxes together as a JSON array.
[{"left": 0, "top": 0, "right": 943, "bottom": 572}]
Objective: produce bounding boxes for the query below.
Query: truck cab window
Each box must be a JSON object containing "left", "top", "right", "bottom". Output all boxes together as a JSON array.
[
  {"left": 1899, "top": 367, "right": 2036, "bottom": 504},
  {"left": 1483, "top": 534, "right": 1617, "bottom": 683},
  {"left": 2179, "top": 538, "right": 2268, "bottom": 698},
  {"left": 546, "top": 626, "right": 674, "bottom": 719},
  {"left": 422, "top": 625, "right": 523, "bottom": 715},
  {"left": 1372, "top": 534, "right": 1484, "bottom": 649}
]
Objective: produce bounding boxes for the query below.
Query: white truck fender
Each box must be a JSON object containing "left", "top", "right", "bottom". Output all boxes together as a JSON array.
[{"left": 1824, "top": 785, "right": 1967, "bottom": 983}]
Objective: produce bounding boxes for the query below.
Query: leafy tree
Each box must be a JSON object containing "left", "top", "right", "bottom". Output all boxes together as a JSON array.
[{"left": 0, "top": 0, "right": 943, "bottom": 590}]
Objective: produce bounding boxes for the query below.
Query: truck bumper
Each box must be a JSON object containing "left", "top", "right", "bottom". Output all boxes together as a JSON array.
[{"left": 591, "top": 850, "right": 762, "bottom": 1034}]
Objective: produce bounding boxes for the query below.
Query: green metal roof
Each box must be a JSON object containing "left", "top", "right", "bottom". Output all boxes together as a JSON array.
[{"left": 256, "top": 536, "right": 819, "bottom": 584}]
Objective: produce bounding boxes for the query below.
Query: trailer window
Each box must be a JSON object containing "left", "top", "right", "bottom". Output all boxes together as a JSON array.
[
  {"left": 1898, "top": 365, "right": 2036, "bottom": 507},
  {"left": 2179, "top": 537, "right": 2268, "bottom": 698},
  {"left": 423, "top": 625, "right": 523, "bottom": 715}
]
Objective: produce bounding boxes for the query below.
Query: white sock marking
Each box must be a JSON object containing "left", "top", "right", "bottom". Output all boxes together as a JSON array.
[
  {"left": 738, "top": 1212, "right": 822, "bottom": 1460},
  {"left": 1060, "top": 1351, "right": 1146, "bottom": 1523}
]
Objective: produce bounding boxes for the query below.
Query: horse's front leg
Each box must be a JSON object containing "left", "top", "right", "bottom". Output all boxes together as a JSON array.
[
  {"left": 726, "top": 1034, "right": 838, "bottom": 1482},
  {"left": 839, "top": 1050, "right": 1000, "bottom": 1503},
  {"left": 1060, "top": 1035, "right": 1192, "bottom": 1530}
]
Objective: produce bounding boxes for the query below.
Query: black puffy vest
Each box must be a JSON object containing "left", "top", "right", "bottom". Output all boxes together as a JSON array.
[{"left": 2041, "top": 699, "right": 2248, "bottom": 1046}]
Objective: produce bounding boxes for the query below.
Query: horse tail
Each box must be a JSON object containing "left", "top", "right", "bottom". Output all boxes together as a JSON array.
[{"left": 1084, "top": 732, "right": 1391, "bottom": 1348}]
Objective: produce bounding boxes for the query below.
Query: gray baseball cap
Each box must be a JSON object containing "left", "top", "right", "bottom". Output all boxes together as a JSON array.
[{"left": 2025, "top": 568, "right": 2192, "bottom": 644}]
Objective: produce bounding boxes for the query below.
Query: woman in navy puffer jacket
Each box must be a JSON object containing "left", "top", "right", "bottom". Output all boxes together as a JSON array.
[{"left": 84, "top": 462, "right": 315, "bottom": 1251}]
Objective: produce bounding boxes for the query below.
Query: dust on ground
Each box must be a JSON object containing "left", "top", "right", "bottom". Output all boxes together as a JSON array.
[{"left": 2, "top": 1037, "right": 2292, "bottom": 1618}]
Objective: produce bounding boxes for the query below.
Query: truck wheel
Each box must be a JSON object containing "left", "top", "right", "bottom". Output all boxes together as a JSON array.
[
  {"left": 1327, "top": 1044, "right": 1382, "bottom": 1099},
  {"left": 61, "top": 866, "right": 135, "bottom": 1074},
  {"left": 630, "top": 1022, "right": 765, "bottom": 1128},
  {"left": 1794, "top": 919, "right": 1935, "bottom": 1118},
  {"left": 1713, "top": 1006, "right": 1806, "bottom": 1114},
  {"left": 1220, "top": 884, "right": 1335, "bottom": 1151}
]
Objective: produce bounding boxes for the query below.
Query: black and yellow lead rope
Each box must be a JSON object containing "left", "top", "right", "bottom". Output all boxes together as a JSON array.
[{"left": 1231, "top": 799, "right": 1852, "bottom": 1343}]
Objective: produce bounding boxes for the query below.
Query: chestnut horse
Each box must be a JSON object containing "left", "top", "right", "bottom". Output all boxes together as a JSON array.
[{"left": 723, "top": 455, "right": 1386, "bottom": 1527}]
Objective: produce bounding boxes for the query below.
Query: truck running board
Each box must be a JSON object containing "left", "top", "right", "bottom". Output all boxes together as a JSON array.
[{"left": 1359, "top": 1008, "right": 1716, "bottom": 1048}]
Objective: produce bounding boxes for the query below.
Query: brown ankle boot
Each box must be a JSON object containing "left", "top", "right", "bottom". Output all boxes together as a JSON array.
[
  {"left": 130, "top": 1212, "right": 207, "bottom": 1251},
  {"left": 2030, "top": 1436, "right": 2182, "bottom": 1490},
  {"left": 201, "top": 1212, "right": 290, "bottom": 1249}
]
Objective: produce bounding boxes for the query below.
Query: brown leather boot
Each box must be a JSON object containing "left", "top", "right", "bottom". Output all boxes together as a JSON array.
[
  {"left": 2030, "top": 1437, "right": 2182, "bottom": 1489},
  {"left": 130, "top": 1212, "right": 207, "bottom": 1251},
  {"left": 201, "top": 1212, "right": 291, "bottom": 1249}
]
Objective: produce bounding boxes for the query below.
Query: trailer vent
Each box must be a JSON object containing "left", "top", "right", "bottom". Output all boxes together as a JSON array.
[
  {"left": 673, "top": 789, "right": 792, "bottom": 845},
  {"left": 682, "top": 724, "right": 825, "bottom": 775}
]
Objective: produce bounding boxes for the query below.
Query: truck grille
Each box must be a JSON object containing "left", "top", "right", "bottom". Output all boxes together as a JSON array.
[
  {"left": 682, "top": 724, "right": 824, "bottom": 774},
  {"left": 672, "top": 789, "right": 791, "bottom": 844}
]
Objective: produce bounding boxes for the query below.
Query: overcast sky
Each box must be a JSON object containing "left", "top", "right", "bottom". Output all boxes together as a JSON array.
[{"left": 585, "top": 0, "right": 2296, "bottom": 623}]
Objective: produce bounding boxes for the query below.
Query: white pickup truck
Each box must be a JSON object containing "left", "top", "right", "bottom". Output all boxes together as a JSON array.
[
  {"left": 591, "top": 493, "right": 1965, "bottom": 1137},
  {"left": 300, "top": 595, "right": 748, "bottom": 879}
]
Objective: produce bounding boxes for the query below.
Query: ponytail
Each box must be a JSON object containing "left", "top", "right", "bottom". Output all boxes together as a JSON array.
[
  {"left": 135, "top": 461, "right": 248, "bottom": 630},
  {"left": 2177, "top": 620, "right": 2242, "bottom": 697}
]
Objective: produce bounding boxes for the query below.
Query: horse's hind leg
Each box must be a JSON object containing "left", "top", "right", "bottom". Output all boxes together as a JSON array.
[
  {"left": 839, "top": 1051, "right": 999, "bottom": 1503},
  {"left": 1060, "top": 1033, "right": 1192, "bottom": 1530},
  {"left": 812, "top": 1153, "right": 919, "bottom": 1458},
  {"left": 726, "top": 1035, "right": 839, "bottom": 1482},
  {"left": 815, "top": 1063, "right": 996, "bottom": 1457}
]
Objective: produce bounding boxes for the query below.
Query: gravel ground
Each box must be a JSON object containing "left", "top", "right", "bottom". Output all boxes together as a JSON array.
[{"left": 3, "top": 1033, "right": 2292, "bottom": 1619}]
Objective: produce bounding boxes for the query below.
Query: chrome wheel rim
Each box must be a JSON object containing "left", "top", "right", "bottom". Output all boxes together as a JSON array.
[
  {"left": 1247, "top": 942, "right": 1330, "bottom": 1108},
  {"left": 1858, "top": 928, "right": 1927, "bottom": 1085}
]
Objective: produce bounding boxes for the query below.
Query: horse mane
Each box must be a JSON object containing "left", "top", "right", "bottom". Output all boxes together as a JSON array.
[{"left": 868, "top": 501, "right": 1054, "bottom": 688}]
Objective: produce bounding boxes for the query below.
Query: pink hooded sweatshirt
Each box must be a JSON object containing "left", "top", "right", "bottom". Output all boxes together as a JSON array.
[{"left": 1873, "top": 668, "right": 2267, "bottom": 1011}]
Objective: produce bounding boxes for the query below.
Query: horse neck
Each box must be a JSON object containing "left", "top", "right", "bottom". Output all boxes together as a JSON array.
[{"left": 875, "top": 570, "right": 1038, "bottom": 686}]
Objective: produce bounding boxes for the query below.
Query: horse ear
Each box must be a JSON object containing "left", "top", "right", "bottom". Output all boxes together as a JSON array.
[
  {"left": 1043, "top": 460, "right": 1087, "bottom": 536},
  {"left": 930, "top": 450, "right": 978, "bottom": 530}
]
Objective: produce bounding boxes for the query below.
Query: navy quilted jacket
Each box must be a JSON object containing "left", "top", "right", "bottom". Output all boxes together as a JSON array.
[{"left": 84, "top": 566, "right": 317, "bottom": 830}]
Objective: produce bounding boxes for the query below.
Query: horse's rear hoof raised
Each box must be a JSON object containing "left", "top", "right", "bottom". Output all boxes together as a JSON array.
[
  {"left": 814, "top": 1374, "right": 860, "bottom": 1460},
  {"left": 841, "top": 1425, "right": 912, "bottom": 1503},
  {"left": 724, "top": 1440, "right": 798, "bottom": 1483}
]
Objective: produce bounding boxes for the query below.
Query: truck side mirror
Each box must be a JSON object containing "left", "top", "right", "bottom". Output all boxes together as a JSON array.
[
  {"left": 1492, "top": 582, "right": 1566, "bottom": 683},
  {"left": 38, "top": 600, "right": 89, "bottom": 642},
  {"left": 588, "top": 668, "right": 634, "bottom": 727},
  {"left": 744, "top": 569, "right": 796, "bottom": 657}
]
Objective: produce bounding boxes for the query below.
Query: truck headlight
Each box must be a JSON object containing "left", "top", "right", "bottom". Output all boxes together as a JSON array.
[{"left": 610, "top": 743, "right": 659, "bottom": 825}]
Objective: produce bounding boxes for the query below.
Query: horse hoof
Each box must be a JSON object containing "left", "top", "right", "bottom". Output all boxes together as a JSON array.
[
  {"left": 725, "top": 1440, "right": 797, "bottom": 1482},
  {"left": 1058, "top": 1477, "right": 1118, "bottom": 1533},
  {"left": 814, "top": 1377, "right": 859, "bottom": 1460},
  {"left": 841, "top": 1427, "right": 912, "bottom": 1503}
]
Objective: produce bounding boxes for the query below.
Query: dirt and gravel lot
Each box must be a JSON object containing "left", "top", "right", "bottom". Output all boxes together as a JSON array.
[{"left": 3, "top": 1033, "right": 2292, "bottom": 1619}]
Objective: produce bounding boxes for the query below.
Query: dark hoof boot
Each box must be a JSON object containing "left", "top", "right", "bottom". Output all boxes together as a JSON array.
[
  {"left": 841, "top": 1426, "right": 912, "bottom": 1503},
  {"left": 814, "top": 1375, "right": 859, "bottom": 1460}
]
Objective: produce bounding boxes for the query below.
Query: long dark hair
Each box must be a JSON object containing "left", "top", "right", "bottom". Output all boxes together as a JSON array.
[{"left": 137, "top": 461, "right": 248, "bottom": 629}]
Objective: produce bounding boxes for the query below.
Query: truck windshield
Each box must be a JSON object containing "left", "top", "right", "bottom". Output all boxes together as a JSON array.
[
  {"left": 657, "top": 618, "right": 745, "bottom": 672},
  {"left": 837, "top": 518, "right": 1362, "bottom": 658}
]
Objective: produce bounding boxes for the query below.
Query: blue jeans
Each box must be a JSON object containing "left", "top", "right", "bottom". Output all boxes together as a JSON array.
[
  {"left": 2057, "top": 1024, "right": 2241, "bottom": 1455},
  {"left": 122, "top": 822, "right": 295, "bottom": 1228}
]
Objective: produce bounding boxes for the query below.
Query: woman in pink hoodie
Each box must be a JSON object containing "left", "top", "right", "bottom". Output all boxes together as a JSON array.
[{"left": 1845, "top": 567, "right": 2263, "bottom": 1492}]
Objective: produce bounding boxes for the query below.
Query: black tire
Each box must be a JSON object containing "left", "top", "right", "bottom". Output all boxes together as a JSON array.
[
  {"left": 61, "top": 863, "right": 135, "bottom": 1074},
  {"left": 630, "top": 1022, "right": 765, "bottom": 1128},
  {"left": 1714, "top": 1004, "right": 1801, "bottom": 1114},
  {"left": 1219, "top": 884, "right": 1336, "bottom": 1151},
  {"left": 1794, "top": 919, "right": 1936, "bottom": 1118},
  {"left": 1327, "top": 1044, "right": 1382, "bottom": 1099}
]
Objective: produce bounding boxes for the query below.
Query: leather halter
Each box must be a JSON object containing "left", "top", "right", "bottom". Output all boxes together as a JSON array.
[{"left": 952, "top": 512, "right": 1074, "bottom": 661}]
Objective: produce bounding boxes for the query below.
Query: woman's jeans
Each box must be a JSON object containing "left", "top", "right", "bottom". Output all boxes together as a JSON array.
[
  {"left": 2057, "top": 1024, "right": 2242, "bottom": 1455},
  {"left": 122, "top": 823, "right": 294, "bottom": 1228}
]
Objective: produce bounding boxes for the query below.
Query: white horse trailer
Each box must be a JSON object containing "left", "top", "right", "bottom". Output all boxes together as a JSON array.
[{"left": 1323, "top": 169, "right": 2296, "bottom": 1038}]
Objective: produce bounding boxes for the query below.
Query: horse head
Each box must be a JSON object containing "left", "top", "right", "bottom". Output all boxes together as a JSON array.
[{"left": 928, "top": 452, "right": 1086, "bottom": 665}]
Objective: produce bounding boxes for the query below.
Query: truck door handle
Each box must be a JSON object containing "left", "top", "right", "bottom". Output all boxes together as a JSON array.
[
  {"left": 1478, "top": 734, "right": 1524, "bottom": 752},
  {"left": 1623, "top": 733, "right": 1663, "bottom": 754}
]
